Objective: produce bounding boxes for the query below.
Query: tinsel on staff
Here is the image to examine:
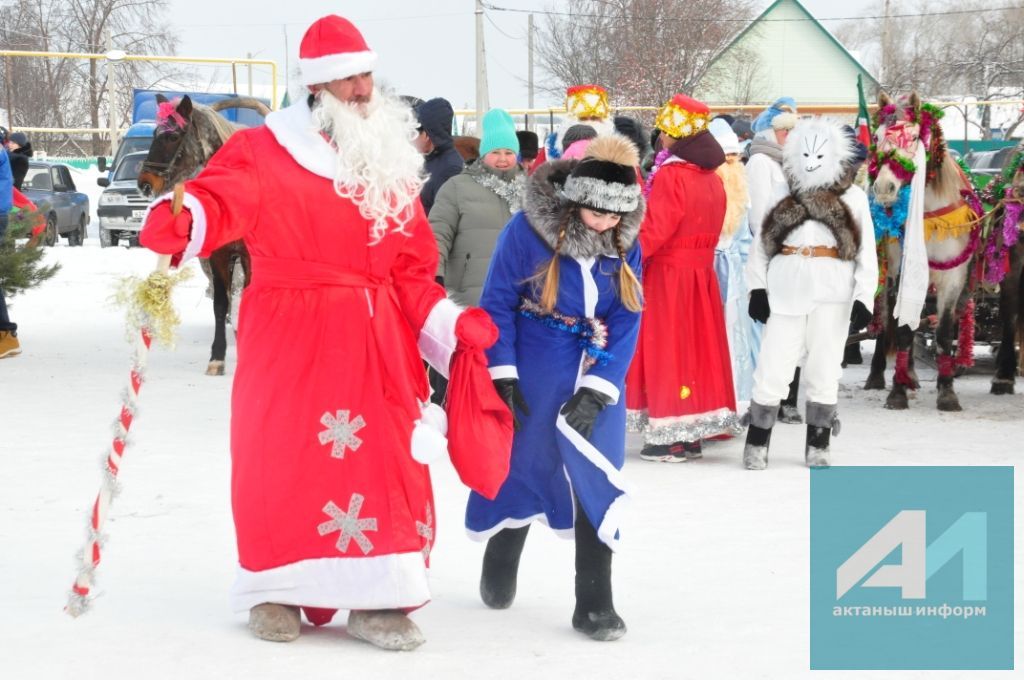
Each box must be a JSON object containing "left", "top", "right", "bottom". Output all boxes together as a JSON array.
[{"left": 65, "top": 187, "right": 192, "bottom": 617}]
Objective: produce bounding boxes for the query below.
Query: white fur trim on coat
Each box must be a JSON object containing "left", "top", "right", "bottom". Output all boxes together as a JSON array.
[
  {"left": 411, "top": 402, "right": 449, "bottom": 464},
  {"left": 142, "top": 190, "right": 207, "bottom": 265},
  {"left": 488, "top": 365, "right": 519, "bottom": 380},
  {"left": 418, "top": 297, "right": 463, "bottom": 378},
  {"left": 264, "top": 101, "right": 336, "bottom": 179},
  {"left": 299, "top": 50, "right": 378, "bottom": 87},
  {"left": 579, "top": 374, "right": 621, "bottom": 405},
  {"left": 229, "top": 552, "right": 429, "bottom": 613}
]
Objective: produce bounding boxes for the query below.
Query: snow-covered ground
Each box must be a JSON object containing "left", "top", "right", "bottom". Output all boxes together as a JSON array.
[{"left": 1, "top": 245, "right": 1021, "bottom": 679}]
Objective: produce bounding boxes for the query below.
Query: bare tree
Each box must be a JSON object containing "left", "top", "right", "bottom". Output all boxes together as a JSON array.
[
  {"left": 836, "top": 0, "right": 1024, "bottom": 139},
  {"left": 536, "top": 0, "right": 755, "bottom": 109},
  {"left": 0, "top": 0, "right": 179, "bottom": 155}
]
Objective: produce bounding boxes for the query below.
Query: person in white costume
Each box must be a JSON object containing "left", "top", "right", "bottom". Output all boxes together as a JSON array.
[
  {"left": 743, "top": 118, "right": 877, "bottom": 470},
  {"left": 745, "top": 98, "right": 803, "bottom": 422}
]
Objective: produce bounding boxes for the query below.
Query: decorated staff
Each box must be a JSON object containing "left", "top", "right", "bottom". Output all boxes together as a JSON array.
[{"left": 66, "top": 190, "right": 190, "bottom": 616}]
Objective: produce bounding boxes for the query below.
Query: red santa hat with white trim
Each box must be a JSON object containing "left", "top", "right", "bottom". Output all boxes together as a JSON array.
[{"left": 299, "top": 15, "right": 378, "bottom": 88}]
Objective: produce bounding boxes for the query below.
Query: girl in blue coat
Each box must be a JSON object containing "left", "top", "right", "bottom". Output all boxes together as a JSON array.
[{"left": 467, "top": 135, "right": 644, "bottom": 641}]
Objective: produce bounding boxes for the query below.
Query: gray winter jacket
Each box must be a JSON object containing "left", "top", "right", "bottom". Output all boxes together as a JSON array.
[{"left": 429, "top": 162, "right": 524, "bottom": 306}]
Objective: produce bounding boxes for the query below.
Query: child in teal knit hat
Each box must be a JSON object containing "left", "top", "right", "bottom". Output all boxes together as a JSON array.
[{"left": 479, "top": 109, "right": 520, "bottom": 157}]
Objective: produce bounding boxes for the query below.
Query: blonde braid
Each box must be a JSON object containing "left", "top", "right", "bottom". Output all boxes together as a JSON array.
[
  {"left": 615, "top": 226, "right": 643, "bottom": 312},
  {"left": 539, "top": 225, "right": 567, "bottom": 312}
]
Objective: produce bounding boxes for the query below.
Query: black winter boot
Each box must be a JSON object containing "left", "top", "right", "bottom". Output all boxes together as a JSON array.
[
  {"left": 805, "top": 402, "right": 838, "bottom": 468},
  {"left": 572, "top": 502, "right": 625, "bottom": 641},
  {"left": 480, "top": 525, "right": 530, "bottom": 609},
  {"left": 743, "top": 401, "right": 777, "bottom": 470},
  {"left": 778, "top": 368, "right": 803, "bottom": 423}
]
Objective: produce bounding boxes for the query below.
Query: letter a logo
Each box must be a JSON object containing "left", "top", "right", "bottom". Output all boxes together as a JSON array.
[{"left": 836, "top": 510, "right": 987, "bottom": 601}]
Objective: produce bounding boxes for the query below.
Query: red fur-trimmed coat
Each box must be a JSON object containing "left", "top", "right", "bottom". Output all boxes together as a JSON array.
[{"left": 141, "top": 101, "right": 464, "bottom": 616}]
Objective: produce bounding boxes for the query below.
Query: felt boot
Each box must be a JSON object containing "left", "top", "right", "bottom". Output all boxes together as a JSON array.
[
  {"left": 743, "top": 401, "right": 777, "bottom": 471},
  {"left": 572, "top": 503, "right": 625, "bottom": 641},
  {"left": 347, "top": 609, "right": 425, "bottom": 651},
  {"left": 248, "top": 603, "right": 300, "bottom": 642},
  {"left": 480, "top": 525, "right": 530, "bottom": 609},
  {"left": 805, "top": 401, "right": 838, "bottom": 468}
]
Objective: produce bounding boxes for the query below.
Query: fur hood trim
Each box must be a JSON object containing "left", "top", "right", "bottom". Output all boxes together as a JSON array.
[{"left": 524, "top": 159, "right": 644, "bottom": 259}]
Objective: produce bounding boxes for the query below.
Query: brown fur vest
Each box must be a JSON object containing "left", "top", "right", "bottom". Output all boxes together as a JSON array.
[{"left": 762, "top": 185, "right": 860, "bottom": 261}]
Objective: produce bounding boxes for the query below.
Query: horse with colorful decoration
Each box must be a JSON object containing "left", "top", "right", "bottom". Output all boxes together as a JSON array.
[
  {"left": 863, "top": 92, "right": 984, "bottom": 411},
  {"left": 981, "top": 144, "right": 1024, "bottom": 394},
  {"left": 137, "top": 94, "right": 270, "bottom": 376}
]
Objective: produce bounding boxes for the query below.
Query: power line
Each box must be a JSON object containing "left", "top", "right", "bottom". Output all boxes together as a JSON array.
[
  {"left": 173, "top": 11, "right": 472, "bottom": 30},
  {"left": 484, "top": 10, "right": 523, "bottom": 40},
  {"left": 482, "top": 1, "right": 1024, "bottom": 23}
]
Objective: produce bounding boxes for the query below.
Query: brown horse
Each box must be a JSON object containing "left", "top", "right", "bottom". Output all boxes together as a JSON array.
[
  {"left": 138, "top": 94, "right": 269, "bottom": 375},
  {"left": 989, "top": 145, "right": 1024, "bottom": 394},
  {"left": 864, "top": 92, "right": 982, "bottom": 411}
]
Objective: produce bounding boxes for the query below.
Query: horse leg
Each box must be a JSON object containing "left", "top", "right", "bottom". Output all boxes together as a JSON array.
[
  {"left": 933, "top": 267, "right": 969, "bottom": 411},
  {"left": 207, "top": 250, "right": 231, "bottom": 376},
  {"left": 865, "top": 333, "right": 887, "bottom": 390},
  {"left": 934, "top": 306, "right": 962, "bottom": 411},
  {"left": 885, "top": 324, "right": 915, "bottom": 410},
  {"left": 864, "top": 288, "right": 891, "bottom": 390},
  {"left": 906, "top": 339, "right": 921, "bottom": 389},
  {"left": 991, "top": 244, "right": 1022, "bottom": 395}
]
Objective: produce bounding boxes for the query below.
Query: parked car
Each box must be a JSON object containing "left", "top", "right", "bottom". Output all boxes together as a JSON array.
[
  {"left": 20, "top": 162, "right": 90, "bottom": 246},
  {"left": 964, "top": 146, "right": 1018, "bottom": 179},
  {"left": 97, "top": 152, "right": 151, "bottom": 248}
]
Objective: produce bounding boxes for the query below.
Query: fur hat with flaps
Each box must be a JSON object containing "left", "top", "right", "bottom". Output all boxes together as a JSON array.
[
  {"left": 782, "top": 117, "right": 857, "bottom": 194},
  {"left": 560, "top": 134, "right": 642, "bottom": 214},
  {"left": 524, "top": 152, "right": 644, "bottom": 261}
]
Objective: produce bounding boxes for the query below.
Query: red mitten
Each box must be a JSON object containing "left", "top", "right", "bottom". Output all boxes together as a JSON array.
[
  {"left": 455, "top": 307, "right": 499, "bottom": 350},
  {"left": 139, "top": 202, "right": 192, "bottom": 266}
]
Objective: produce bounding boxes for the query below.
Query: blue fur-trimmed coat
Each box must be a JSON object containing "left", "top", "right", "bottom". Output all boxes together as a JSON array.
[{"left": 465, "top": 160, "right": 644, "bottom": 549}]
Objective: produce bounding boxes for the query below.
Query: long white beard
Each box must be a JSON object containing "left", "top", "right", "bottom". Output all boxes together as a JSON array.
[{"left": 311, "top": 89, "right": 425, "bottom": 245}]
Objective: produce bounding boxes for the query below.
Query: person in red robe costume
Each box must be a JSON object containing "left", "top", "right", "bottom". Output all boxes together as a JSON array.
[
  {"left": 626, "top": 94, "right": 743, "bottom": 463},
  {"left": 139, "top": 15, "right": 502, "bottom": 651}
]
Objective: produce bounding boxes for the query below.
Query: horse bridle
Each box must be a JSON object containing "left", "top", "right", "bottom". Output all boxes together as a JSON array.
[{"left": 141, "top": 127, "right": 189, "bottom": 182}]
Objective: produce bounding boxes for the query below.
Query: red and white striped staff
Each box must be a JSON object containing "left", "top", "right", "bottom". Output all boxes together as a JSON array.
[{"left": 66, "top": 187, "right": 185, "bottom": 617}]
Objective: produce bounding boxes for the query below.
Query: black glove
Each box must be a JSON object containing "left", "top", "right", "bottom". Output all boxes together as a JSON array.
[
  {"left": 748, "top": 289, "right": 770, "bottom": 324},
  {"left": 493, "top": 378, "right": 530, "bottom": 432},
  {"left": 850, "top": 300, "right": 873, "bottom": 331},
  {"left": 559, "top": 387, "right": 612, "bottom": 440},
  {"left": 434, "top": 275, "right": 445, "bottom": 287}
]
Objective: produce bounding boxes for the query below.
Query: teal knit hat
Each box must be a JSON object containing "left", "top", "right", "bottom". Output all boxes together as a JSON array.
[{"left": 479, "top": 108, "right": 520, "bottom": 156}]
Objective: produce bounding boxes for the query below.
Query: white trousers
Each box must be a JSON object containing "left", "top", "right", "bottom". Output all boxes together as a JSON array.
[{"left": 751, "top": 302, "right": 851, "bottom": 406}]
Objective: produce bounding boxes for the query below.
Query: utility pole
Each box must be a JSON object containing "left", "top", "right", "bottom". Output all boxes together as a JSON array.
[
  {"left": 3, "top": 56, "right": 14, "bottom": 129},
  {"left": 283, "top": 24, "right": 290, "bottom": 105},
  {"left": 881, "top": 0, "right": 891, "bottom": 86},
  {"left": 527, "top": 13, "right": 535, "bottom": 130},
  {"left": 247, "top": 52, "right": 253, "bottom": 96},
  {"left": 105, "top": 32, "right": 120, "bottom": 157},
  {"left": 475, "top": 0, "right": 490, "bottom": 134}
]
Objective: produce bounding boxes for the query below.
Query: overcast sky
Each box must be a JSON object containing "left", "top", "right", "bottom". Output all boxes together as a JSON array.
[{"left": 166, "top": 0, "right": 874, "bottom": 110}]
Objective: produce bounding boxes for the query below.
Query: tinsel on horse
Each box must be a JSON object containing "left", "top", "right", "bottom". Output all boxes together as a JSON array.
[
  {"left": 981, "top": 145, "right": 1024, "bottom": 394},
  {"left": 138, "top": 94, "right": 269, "bottom": 375},
  {"left": 863, "top": 92, "right": 985, "bottom": 411}
]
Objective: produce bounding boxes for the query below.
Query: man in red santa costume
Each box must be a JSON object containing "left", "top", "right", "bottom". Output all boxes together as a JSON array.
[{"left": 140, "top": 14, "right": 497, "bottom": 651}]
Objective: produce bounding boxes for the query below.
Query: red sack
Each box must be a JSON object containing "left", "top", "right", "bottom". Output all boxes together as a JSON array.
[{"left": 445, "top": 308, "right": 513, "bottom": 500}]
